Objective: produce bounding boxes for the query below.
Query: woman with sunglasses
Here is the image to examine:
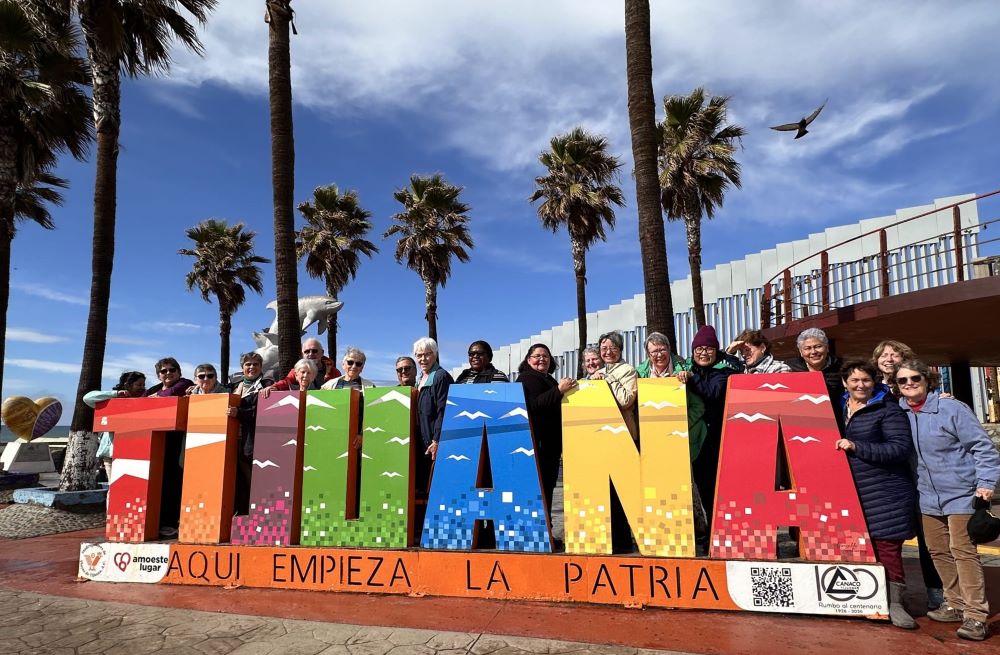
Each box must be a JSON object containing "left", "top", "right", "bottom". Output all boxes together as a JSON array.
[
  {"left": 321, "top": 347, "right": 376, "bottom": 391},
  {"left": 187, "top": 363, "right": 228, "bottom": 394},
  {"left": 145, "top": 357, "right": 194, "bottom": 397},
  {"left": 897, "top": 359, "right": 1000, "bottom": 641},
  {"left": 455, "top": 340, "right": 509, "bottom": 384}
]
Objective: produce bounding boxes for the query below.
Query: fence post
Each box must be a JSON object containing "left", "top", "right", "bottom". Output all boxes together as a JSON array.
[
  {"left": 953, "top": 205, "right": 965, "bottom": 282},
  {"left": 879, "top": 229, "right": 890, "bottom": 297},
  {"left": 783, "top": 268, "right": 793, "bottom": 323},
  {"left": 820, "top": 251, "right": 830, "bottom": 311}
]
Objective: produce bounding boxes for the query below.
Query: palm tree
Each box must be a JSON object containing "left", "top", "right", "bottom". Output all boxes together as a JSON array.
[
  {"left": 265, "top": 0, "right": 299, "bottom": 374},
  {"left": 384, "top": 174, "right": 474, "bottom": 341},
  {"left": 658, "top": 87, "right": 745, "bottom": 329},
  {"left": 180, "top": 220, "right": 270, "bottom": 385},
  {"left": 296, "top": 184, "right": 378, "bottom": 357},
  {"left": 30, "top": 0, "right": 217, "bottom": 492},
  {"left": 530, "top": 128, "right": 624, "bottom": 376},
  {"left": 624, "top": 0, "right": 676, "bottom": 349},
  {"left": 0, "top": 0, "right": 91, "bottom": 401}
]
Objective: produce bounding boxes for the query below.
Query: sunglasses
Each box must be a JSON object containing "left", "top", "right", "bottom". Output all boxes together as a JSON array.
[
  {"left": 345, "top": 359, "right": 364, "bottom": 367},
  {"left": 197, "top": 373, "right": 216, "bottom": 380},
  {"left": 159, "top": 367, "right": 178, "bottom": 375},
  {"left": 303, "top": 348, "right": 321, "bottom": 355},
  {"left": 396, "top": 366, "right": 414, "bottom": 374},
  {"left": 468, "top": 350, "right": 488, "bottom": 358},
  {"left": 895, "top": 374, "right": 924, "bottom": 385}
]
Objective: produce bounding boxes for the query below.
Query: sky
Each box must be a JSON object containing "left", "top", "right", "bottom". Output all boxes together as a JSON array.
[{"left": 6, "top": 0, "right": 1000, "bottom": 424}]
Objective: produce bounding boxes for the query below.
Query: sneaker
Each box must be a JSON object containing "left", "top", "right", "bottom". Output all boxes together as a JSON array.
[
  {"left": 926, "top": 587, "right": 944, "bottom": 610},
  {"left": 927, "top": 606, "right": 964, "bottom": 623},
  {"left": 957, "top": 618, "right": 989, "bottom": 641}
]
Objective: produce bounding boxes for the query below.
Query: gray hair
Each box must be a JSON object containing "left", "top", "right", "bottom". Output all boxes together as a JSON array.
[
  {"left": 342, "top": 346, "right": 365, "bottom": 363},
  {"left": 796, "top": 328, "right": 829, "bottom": 348},
  {"left": 413, "top": 337, "right": 438, "bottom": 355},
  {"left": 301, "top": 337, "right": 323, "bottom": 354},
  {"left": 395, "top": 356, "right": 416, "bottom": 368},
  {"left": 293, "top": 358, "right": 318, "bottom": 375},
  {"left": 598, "top": 331, "right": 624, "bottom": 352},
  {"left": 644, "top": 331, "right": 671, "bottom": 353},
  {"left": 194, "top": 363, "right": 217, "bottom": 377},
  {"left": 240, "top": 351, "right": 263, "bottom": 365},
  {"left": 582, "top": 346, "right": 600, "bottom": 359}
]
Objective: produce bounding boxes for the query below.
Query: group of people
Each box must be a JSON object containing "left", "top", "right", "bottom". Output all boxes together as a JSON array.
[{"left": 89, "top": 327, "right": 999, "bottom": 639}]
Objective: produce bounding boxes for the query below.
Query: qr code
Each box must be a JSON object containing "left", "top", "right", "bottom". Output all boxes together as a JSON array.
[{"left": 750, "top": 566, "right": 794, "bottom": 608}]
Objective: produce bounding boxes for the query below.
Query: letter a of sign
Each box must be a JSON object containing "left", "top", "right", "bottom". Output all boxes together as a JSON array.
[
  {"left": 93, "top": 397, "right": 188, "bottom": 543},
  {"left": 710, "top": 372, "right": 875, "bottom": 562},
  {"left": 178, "top": 394, "right": 240, "bottom": 544},
  {"left": 300, "top": 387, "right": 414, "bottom": 548},
  {"left": 421, "top": 384, "right": 551, "bottom": 552},
  {"left": 231, "top": 390, "right": 305, "bottom": 547},
  {"left": 562, "top": 379, "right": 695, "bottom": 556}
]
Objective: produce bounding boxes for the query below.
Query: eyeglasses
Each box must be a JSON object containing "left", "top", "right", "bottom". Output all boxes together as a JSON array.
[
  {"left": 345, "top": 359, "right": 364, "bottom": 368},
  {"left": 693, "top": 346, "right": 716, "bottom": 354},
  {"left": 599, "top": 346, "right": 620, "bottom": 354},
  {"left": 468, "top": 351, "right": 488, "bottom": 358},
  {"left": 895, "top": 374, "right": 924, "bottom": 385},
  {"left": 529, "top": 353, "right": 550, "bottom": 361},
  {"left": 159, "top": 367, "right": 178, "bottom": 375},
  {"left": 197, "top": 373, "right": 216, "bottom": 380},
  {"left": 396, "top": 366, "right": 414, "bottom": 374},
  {"left": 303, "top": 348, "right": 321, "bottom": 355},
  {"left": 648, "top": 349, "right": 669, "bottom": 357}
]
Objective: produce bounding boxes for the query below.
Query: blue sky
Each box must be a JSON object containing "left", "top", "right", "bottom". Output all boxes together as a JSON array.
[{"left": 6, "top": 1, "right": 1000, "bottom": 422}]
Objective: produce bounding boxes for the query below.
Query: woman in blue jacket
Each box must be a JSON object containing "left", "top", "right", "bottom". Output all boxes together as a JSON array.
[
  {"left": 836, "top": 360, "right": 917, "bottom": 629},
  {"left": 897, "top": 359, "right": 1000, "bottom": 641}
]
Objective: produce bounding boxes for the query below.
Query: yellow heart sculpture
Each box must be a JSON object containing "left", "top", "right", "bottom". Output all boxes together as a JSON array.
[{"left": 1, "top": 396, "right": 63, "bottom": 441}]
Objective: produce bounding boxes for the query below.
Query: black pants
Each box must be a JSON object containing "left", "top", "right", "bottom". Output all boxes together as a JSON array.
[{"left": 159, "top": 431, "right": 184, "bottom": 529}]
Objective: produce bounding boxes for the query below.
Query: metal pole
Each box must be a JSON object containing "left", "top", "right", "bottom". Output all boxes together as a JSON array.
[{"left": 953, "top": 205, "right": 965, "bottom": 282}]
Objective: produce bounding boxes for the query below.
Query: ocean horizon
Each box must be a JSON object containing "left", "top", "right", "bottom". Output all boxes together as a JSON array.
[{"left": 1, "top": 425, "right": 71, "bottom": 443}]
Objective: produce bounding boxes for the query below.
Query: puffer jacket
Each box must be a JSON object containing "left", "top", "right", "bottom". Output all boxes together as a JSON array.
[
  {"left": 841, "top": 387, "right": 916, "bottom": 540},
  {"left": 789, "top": 354, "right": 845, "bottom": 429},
  {"left": 900, "top": 391, "right": 1000, "bottom": 516}
]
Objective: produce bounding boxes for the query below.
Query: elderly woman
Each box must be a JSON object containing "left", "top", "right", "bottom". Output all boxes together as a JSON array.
[
  {"left": 260, "top": 358, "right": 318, "bottom": 398},
  {"left": 726, "top": 329, "right": 791, "bottom": 374},
  {"left": 186, "top": 363, "right": 228, "bottom": 394},
  {"left": 897, "top": 360, "right": 1000, "bottom": 641},
  {"left": 590, "top": 331, "right": 638, "bottom": 439},
  {"left": 226, "top": 352, "right": 273, "bottom": 515},
  {"left": 582, "top": 347, "right": 602, "bottom": 379},
  {"left": 518, "top": 343, "right": 576, "bottom": 513},
  {"left": 322, "top": 347, "right": 376, "bottom": 390},
  {"left": 834, "top": 359, "right": 917, "bottom": 629},
  {"left": 872, "top": 339, "right": 916, "bottom": 389},
  {"left": 145, "top": 357, "right": 194, "bottom": 397},
  {"left": 787, "top": 328, "right": 845, "bottom": 427},
  {"left": 413, "top": 338, "right": 453, "bottom": 497},
  {"left": 456, "top": 340, "right": 510, "bottom": 384},
  {"left": 675, "top": 325, "right": 737, "bottom": 526},
  {"left": 636, "top": 332, "right": 679, "bottom": 378}
]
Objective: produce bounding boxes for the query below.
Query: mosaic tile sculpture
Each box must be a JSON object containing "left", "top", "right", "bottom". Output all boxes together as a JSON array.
[{"left": 178, "top": 394, "right": 239, "bottom": 544}]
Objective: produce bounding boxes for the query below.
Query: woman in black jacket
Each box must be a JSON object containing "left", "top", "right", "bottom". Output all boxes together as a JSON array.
[
  {"left": 836, "top": 360, "right": 917, "bottom": 629},
  {"left": 517, "top": 343, "right": 575, "bottom": 513},
  {"left": 787, "top": 328, "right": 845, "bottom": 428}
]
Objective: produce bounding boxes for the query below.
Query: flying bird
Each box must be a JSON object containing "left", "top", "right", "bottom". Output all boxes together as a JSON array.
[{"left": 770, "top": 100, "right": 827, "bottom": 139}]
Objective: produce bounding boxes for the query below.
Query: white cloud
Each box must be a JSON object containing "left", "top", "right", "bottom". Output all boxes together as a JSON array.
[
  {"left": 5, "top": 358, "right": 80, "bottom": 375},
  {"left": 5, "top": 328, "right": 68, "bottom": 344},
  {"left": 12, "top": 282, "right": 88, "bottom": 306},
  {"left": 134, "top": 321, "right": 204, "bottom": 333}
]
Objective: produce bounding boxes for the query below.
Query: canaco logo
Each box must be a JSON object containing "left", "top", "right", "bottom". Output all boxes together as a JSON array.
[
  {"left": 816, "top": 565, "right": 880, "bottom": 602},
  {"left": 81, "top": 544, "right": 106, "bottom": 577}
]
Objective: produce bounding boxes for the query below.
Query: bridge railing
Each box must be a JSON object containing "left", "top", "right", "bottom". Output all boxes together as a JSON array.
[{"left": 761, "top": 190, "right": 1000, "bottom": 329}]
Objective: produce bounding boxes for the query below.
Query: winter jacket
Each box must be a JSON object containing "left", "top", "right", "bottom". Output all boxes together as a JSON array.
[
  {"left": 146, "top": 378, "right": 194, "bottom": 397},
  {"left": 675, "top": 356, "right": 737, "bottom": 461},
  {"left": 270, "top": 356, "right": 341, "bottom": 391},
  {"left": 230, "top": 376, "right": 273, "bottom": 459},
  {"left": 637, "top": 356, "right": 706, "bottom": 460},
  {"left": 788, "top": 354, "right": 844, "bottom": 429},
  {"left": 603, "top": 361, "right": 638, "bottom": 439},
  {"left": 744, "top": 353, "right": 792, "bottom": 374},
  {"left": 900, "top": 391, "right": 1000, "bottom": 516},
  {"left": 840, "top": 387, "right": 916, "bottom": 540},
  {"left": 416, "top": 366, "right": 453, "bottom": 447},
  {"left": 455, "top": 366, "right": 510, "bottom": 384}
]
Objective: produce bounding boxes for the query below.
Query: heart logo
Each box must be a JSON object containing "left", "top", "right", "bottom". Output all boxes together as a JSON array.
[
  {"left": 0, "top": 396, "right": 62, "bottom": 441},
  {"left": 114, "top": 552, "right": 131, "bottom": 572}
]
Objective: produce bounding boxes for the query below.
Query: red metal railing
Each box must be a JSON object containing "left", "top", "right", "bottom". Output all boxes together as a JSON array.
[{"left": 761, "top": 189, "right": 1000, "bottom": 328}]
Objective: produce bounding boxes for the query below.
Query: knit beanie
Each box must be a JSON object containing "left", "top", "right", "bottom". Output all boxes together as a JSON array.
[{"left": 691, "top": 325, "right": 720, "bottom": 350}]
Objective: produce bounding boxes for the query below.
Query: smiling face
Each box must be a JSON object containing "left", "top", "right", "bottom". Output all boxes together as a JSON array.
[
  {"left": 583, "top": 351, "right": 602, "bottom": 374},
  {"left": 242, "top": 357, "right": 262, "bottom": 379},
  {"left": 876, "top": 346, "right": 903, "bottom": 376},
  {"left": 844, "top": 368, "right": 875, "bottom": 403},
  {"left": 599, "top": 339, "right": 621, "bottom": 364},
  {"left": 646, "top": 342, "right": 672, "bottom": 373},
  {"left": 527, "top": 347, "right": 551, "bottom": 373},
  {"left": 467, "top": 345, "right": 490, "bottom": 372},
  {"left": 302, "top": 339, "right": 323, "bottom": 361},
  {"left": 896, "top": 366, "right": 929, "bottom": 403},
  {"left": 342, "top": 354, "right": 365, "bottom": 381},
  {"left": 158, "top": 363, "right": 180, "bottom": 387},
  {"left": 395, "top": 360, "right": 416, "bottom": 386},
  {"left": 741, "top": 342, "right": 767, "bottom": 366},
  {"left": 798, "top": 337, "right": 829, "bottom": 370},
  {"left": 692, "top": 346, "right": 717, "bottom": 367}
]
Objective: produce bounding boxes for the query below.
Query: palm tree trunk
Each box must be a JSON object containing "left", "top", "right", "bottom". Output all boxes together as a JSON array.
[
  {"left": 219, "top": 307, "right": 231, "bottom": 386},
  {"left": 0, "top": 125, "right": 16, "bottom": 401},
  {"left": 571, "top": 236, "right": 587, "bottom": 378},
  {"left": 62, "top": 52, "right": 121, "bottom": 492},
  {"left": 267, "top": 0, "right": 299, "bottom": 374},
  {"left": 685, "top": 214, "right": 706, "bottom": 328},
  {"left": 325, "top": 281, "right": 338, "bottom": 358},
  {"left": 625, "top": 0, "right": 677, "bottom": 348},
  {"left": 423, "top": 277, "right": 438, "bottom": 342}
]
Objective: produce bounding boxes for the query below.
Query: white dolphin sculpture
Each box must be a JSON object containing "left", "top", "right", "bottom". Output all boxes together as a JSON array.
[{"left": 266, "top": 295, "right": 343, "bottom": 335}]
